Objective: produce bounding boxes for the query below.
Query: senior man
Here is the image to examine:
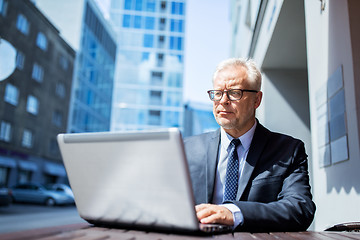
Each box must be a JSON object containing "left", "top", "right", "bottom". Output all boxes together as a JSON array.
[{"left": 184, "top": 58, "right": 315, "bottom": 232}]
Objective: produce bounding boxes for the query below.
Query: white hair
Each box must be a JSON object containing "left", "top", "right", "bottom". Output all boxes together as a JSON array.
[{"left": 212, "top": 58, "right": 262, "bottom": 91}]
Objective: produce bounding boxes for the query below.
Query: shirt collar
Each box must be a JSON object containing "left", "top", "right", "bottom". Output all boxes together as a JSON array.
[{"left": 220, "top": 121, "right": 257, "bottom": 152}]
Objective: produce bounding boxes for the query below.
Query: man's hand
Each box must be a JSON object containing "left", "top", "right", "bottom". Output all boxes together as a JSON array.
[{"left": 195, "top": 204, "right": 234, "bottom": 226}]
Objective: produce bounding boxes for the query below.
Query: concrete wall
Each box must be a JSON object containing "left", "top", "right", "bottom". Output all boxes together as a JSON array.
[
  {"left": 260, "top": 69, "right": 311, "bottom": 149},
  {"left": 305, "top": 0, "right": 360, "bottom": 230}
]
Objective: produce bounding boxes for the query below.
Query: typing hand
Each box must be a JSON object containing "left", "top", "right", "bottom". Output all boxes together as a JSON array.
[{"left": 195, "top": 203, "right": 234, "bottom": 226}]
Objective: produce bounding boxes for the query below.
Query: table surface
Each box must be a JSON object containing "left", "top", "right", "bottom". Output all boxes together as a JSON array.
[{"left": 1, "top": 223, "right": 360, "bottom": 240}]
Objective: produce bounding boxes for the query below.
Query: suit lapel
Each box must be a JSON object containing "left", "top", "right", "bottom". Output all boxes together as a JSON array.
[
  {"left": 237, "top": 122, "right": 270, "bottom": 199},
  {"left": 206, "top": 129, "right": 221, "bottom": 203}
]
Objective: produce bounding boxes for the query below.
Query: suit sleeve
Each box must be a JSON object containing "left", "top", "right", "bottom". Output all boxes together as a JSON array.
[{"left": 231, "top": 141, "right": 316, "bottom": 232}]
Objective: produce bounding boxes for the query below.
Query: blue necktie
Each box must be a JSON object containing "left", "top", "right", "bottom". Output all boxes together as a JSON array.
[{"left": 223, "top": 139, "right": 241, "bottom": 202}]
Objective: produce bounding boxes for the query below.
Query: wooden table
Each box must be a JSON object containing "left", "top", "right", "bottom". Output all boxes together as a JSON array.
[{"left": 1, "top": 223, "right": 360, "bottom": 240}]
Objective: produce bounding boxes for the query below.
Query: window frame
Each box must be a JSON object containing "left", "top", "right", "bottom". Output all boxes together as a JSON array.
[
  {"left": 0, "top": 121, "right": 11, "bottom": 142},
  {"left": 21, "top": 129, "right": 33, "bottom": 148},
  {"left": 0, "top": 0, "right": 8, "bottom": 17},
  {"left": 4, "top": 83, "right": 19, "bottom": 106},
  {"left": 16, "top": 13, "right": 29, "bottom": 35},
  {"left": 16, "top": 51, "right": 25, "bottom": 70},
  {"left": 31, "top": 63, "right": 44, "bottom": 82},
  {"left": 26, "top": 95, "right": 39, "bottom": 115},
  {"left": 36, "top": 32, "right": 48, "bottom": 51}
]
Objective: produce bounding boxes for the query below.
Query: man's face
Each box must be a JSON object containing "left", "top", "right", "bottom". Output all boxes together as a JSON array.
[{"left": 212, "top": 66, "right": 262, "bottom": 137}]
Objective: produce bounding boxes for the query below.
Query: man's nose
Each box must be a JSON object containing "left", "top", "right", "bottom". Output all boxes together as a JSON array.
[{"left": 219, "top": 92, "right": 230, "bottom": 104}]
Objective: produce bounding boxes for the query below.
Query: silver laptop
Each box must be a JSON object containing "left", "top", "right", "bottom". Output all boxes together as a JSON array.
[{"left": 57, "top": 128, "right": 231, "bottom": 234}]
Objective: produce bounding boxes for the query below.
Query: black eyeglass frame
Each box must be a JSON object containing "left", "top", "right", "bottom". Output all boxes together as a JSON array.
[{"left": 207, "top": 89, "right": 259, "bottom": 101}]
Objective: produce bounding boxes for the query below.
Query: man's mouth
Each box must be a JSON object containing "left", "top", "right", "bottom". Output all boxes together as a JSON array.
[{"left": 218, "top": 111, "right": 233, "bottom": 115}]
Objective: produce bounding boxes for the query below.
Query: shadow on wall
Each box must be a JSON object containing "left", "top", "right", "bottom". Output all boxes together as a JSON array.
[
  {"left": 263, "top": 69, "right": 310, "bottom": 131},
  {"left": 322, "top": 0, "right": 360, "bottom": 194}
]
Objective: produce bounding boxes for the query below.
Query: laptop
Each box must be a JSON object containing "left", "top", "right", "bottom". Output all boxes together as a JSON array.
[{"left": 57, "top": 128, "right": 231, "bottom": 234}]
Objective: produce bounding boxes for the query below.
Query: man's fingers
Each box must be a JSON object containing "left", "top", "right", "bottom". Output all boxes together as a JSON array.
[
  {"left": 195, "top": 204, "right": 234, "bottom": 225},
  {"left": 195, "top": 204, "right": 213, "bottom": 221},
  {"left": 195, "top": 203, "right": 210, "bottom": 212}
]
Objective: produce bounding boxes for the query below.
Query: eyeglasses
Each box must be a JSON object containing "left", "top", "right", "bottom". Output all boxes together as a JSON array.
[{"left": 207, "top": 89, "right": 258, "bottom": 101}]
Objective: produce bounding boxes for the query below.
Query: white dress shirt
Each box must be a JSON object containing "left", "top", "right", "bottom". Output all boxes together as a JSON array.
[{"left": 212, "top": 121, "right": 257, "bottom": 227}]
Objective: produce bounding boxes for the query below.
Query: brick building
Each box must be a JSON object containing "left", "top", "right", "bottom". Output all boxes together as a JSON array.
[{"left": 0, "top": 0, "right": 75, "bottom": 186}]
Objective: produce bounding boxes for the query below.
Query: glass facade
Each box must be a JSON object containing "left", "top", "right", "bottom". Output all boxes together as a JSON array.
[
  {"left": 68, "top": 0, "right": 116, "bottom": 133},
  {"left": 110, "top": 0, "right": 186, "bottom": 131},
  {"left": 183, "top": 102, "right": 219, "bottom": 138}
]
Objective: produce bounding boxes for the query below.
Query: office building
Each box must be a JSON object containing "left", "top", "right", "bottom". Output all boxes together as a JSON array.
[
  {"left": 109, "top": 0, "right": 186, "bottom": 131},
  {"left": 183, "top": 102, "right": 218, "bottom": 137},
  {"left": 0, "top": 0, "right": 75, "bottom": 186},
  {"left": 34, "top": 0, "right": 117, "bottom": 133},
  {"left": 230, "top": 0, "right": 360, "bottom": 230},
  {"left": 67, "top": 0, "right": 117, "bottom": 133}
]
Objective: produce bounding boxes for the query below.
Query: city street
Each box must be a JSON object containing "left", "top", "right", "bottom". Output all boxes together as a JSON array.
[{"left": 0, "top": 203, "right": 85, "bottom": 234}]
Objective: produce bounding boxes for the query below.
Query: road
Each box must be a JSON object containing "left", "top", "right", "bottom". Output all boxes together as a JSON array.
[{"left": 0, "top": 203, "right": 86, "bottom": 234}]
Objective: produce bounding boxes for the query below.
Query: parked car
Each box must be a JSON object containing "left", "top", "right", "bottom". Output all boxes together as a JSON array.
[
  {"left": 11, "top": 183, "right": 74, "bottom": 206},
  {"left": 45, "top": 183, "right": 74, "bottom": 201},
  {"left": 0, "top": 186, "right": 11, "bottom": 206}
]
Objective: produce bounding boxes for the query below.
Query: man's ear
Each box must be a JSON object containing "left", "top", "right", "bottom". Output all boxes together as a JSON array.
[{"left": 255, "top": 91, "right": 262, "bottom": 109}]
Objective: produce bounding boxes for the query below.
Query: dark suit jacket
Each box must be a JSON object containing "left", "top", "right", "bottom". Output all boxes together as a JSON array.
[{"left": 184, "top": 122, "right": 316, "bottom": 232}]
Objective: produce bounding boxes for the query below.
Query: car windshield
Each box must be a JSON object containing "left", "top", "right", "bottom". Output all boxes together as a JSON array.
[{"left": 45, "top": 184, "right": 68, "bottom": 192}]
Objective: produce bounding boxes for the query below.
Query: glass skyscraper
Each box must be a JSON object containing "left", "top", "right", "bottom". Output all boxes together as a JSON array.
[
  {"left": 109, "top": 0, "right": 186, "bottom": 131},
  {"left": 68, "top": 0, "right": 117, "bottom": 133}
]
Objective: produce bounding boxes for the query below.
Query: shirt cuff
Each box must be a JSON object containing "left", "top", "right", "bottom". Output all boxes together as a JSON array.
[{"left": 222, "top": 203, "right": 244, "bottom": 229}]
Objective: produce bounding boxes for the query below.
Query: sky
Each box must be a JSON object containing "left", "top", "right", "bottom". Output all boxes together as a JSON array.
[
  {"left": 35, "top": 0, "right": 232, "bottom": 105},
  {"left": 183, "top": 0, "right": 231, "bottom": 104}
]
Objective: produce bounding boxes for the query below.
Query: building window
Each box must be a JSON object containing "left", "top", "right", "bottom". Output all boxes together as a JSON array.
[
  {"left": 55, "top": 82, "right": 65, "bottom": 98},
  {"left": 142, "top": 52, "right": 150, "bottom": 60},
  {"left": 151, "top": 71, "right": 163, "bottom": 85},
  {"left": 157, "top": 53, "right": 164, "bottom": 67},
  {"left": 166, "top": 91, "right": 181, "bottom": 106},
  {"left": 171, "top": 2, "right": 184, "bottom": 15},
  {"left": 150, "top": 90, "right": 162, "bottom": 105},
  {"left": 52, "top": 111, "right": 63, "bottom": 127},
  {"left": 148, "top": 110, "right": 161, "bottom": 125},
  {"left": 21, "top": 129, "right": 33, "bottom": 148},
  {"left": 0, "top": 167, "right": 9, "bottom": 186},
  {"left": 143, "top": 34, "right": 154, "bottom": 47},
  {"left": 0, "top": 0, "right": 8, "bottom": 17},
  {"left": 124, "top": 0, "right": 132, "bottom": 10},
  {"left": 16, "top": 51, "right": 25, "bottom": 70},
  {"left": 16, "top": 14, "right": 29, "bottom": 35},
  {"left": 4, "top": 83, "right": 19, "bottom": 106},
  {"left": 0, "top": 121, "right": 11, "bottom": 142},
  {"left": 164, "top": 111, "right": 179, "bottom": 127},
  {"left": 170, "top": 19, "right": 183, "bottom": 32},
  {"left": 26, "top": 95, "right": 39, "bottom": 115},
  {"left": 167, "top": 72, "right": 182, "bottom": 87},
  {"left": 145, "top": 16, "right": 155, "bottom": 29},
  {"left": 169, "top": 36, "right": 183, "bottom": 50},
  {"left": 146, "top": 0, "right": 155, "bottom": 12},
  {"left": 31, "top": 63, "right": 44, "bottom": 82},
  {"left": 135, "top": 0, "right": 143, "bottom": 11},
  {"left": 158, "top": 35, "right": 165, "bottom": 48},
  {"left": 159, "top": 18, "right": 166, "bottom": 31},
  {"left": 134, "top": 15, "right": 141, "bottom": 28},
  {"left": 18, "top": 170, "right": 32, "bottom": 184},
  {"left": 160, "top": 1, "right": 166, "bottom": 11},
  {"left": 59, "top": 55, "right": 68, "bottom": 70},
  {"left": 36, "top": 32, "right": 47, "bottom": 51},
  {"left": 123, "top": 14, "right": 131, "bottom": 27}
]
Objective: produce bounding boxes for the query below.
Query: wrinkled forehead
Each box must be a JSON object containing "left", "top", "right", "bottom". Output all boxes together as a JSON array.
[{"left": 213, "top": 66, "right": 249, "bottom": 88}]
